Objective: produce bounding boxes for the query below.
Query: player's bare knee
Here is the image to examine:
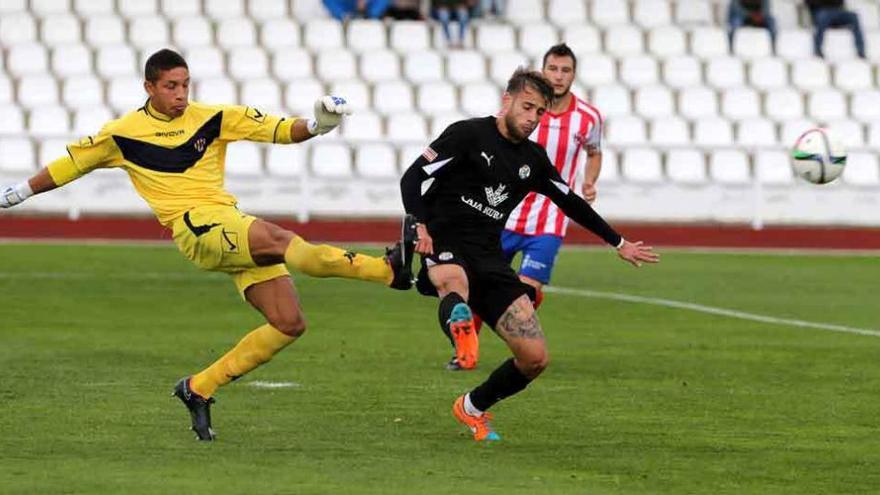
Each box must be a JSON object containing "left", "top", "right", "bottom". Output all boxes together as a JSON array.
[
  {"left": 515, "top": 347, "right": 549, "bottom": 378},
  {"left": 268, "top": 310, "right": 307, "bottom": 337}
]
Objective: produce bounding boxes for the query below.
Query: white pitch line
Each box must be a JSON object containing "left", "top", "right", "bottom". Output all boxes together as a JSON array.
[
  {"left": 545, "top": 286, "right": 880, "bottom": 338},
  {"left": 247, "top": 381, "right": 301, "bottom": 389}
]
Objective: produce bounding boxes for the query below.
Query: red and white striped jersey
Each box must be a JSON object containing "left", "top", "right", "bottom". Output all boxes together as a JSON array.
[{"left": 505, "top": 94, "right": 603, "bottom": 237}]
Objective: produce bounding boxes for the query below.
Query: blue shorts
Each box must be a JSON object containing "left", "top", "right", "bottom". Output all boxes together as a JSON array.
[{"left": 500, "top": 230, "right": 563, "bottom": 285}]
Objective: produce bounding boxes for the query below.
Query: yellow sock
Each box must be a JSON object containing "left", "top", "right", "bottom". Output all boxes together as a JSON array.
[
  {"left": 190, "top": 324, "right": 295, "bottom": 398},
  {"left": 284, "top": 235, "right": 392, "bottom": 284}
]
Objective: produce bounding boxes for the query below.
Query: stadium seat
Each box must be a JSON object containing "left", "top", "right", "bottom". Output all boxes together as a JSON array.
[
  {"left": 329, "top": 80, "right": 369, "bottom": 113},
  {"left": 29, "top": 0, "right": 67, "bottom": 17},
  {"left": 0, "top": 105, "right": 25, "bottom": 134},
  {"left": 341, "top": 111, "right": 382, "bottom": 142},
  {"left": 709, "top": 150, "right": 751, "bottom": 185},
  {"left": 666, "top": 149, "right": 707, "bottom": 184},
  {"left": 0, "top": 12, "right": 36, "bottom": 47},
  {"left": 754, "top": 150, "right": 793, "bottom": 185},
  {"left": 0, "top": 0, "right": 25, "bottom": 12},
  {"left": 284, "top": 78, "right": 324, "bottom": 115},
  {"left": 373, "top": 81, "right": 414, "bottom": 115},
  {"left": 748, "top": 57, "right": 788, "bottom": 90},
  {"left": 226, "top": 142, "right": 264, "bottom": 177},
  {"left": 606, "top": 116, "right": 646, "bottom": 146},
  {"left": 95, "top": 46, "right": 137, "bottom": 78},
  {"left": 633, "top": 0, "right": 673, "bottom": 28},
  {"left": 0, "top": 137, "right": 36, "bottom": 174},
  {"left": 404, "top": 51, "right": 444, "bottom": 84},
  {"left": 417, "top": 82, "right": 457, "bottom": 116},
  {"left": 7, "top": 43, "right": 48, "bottom": 77},
  {"left": 678, "top": 86, "right": 718, "bottom": 119},
  {"left": 387, "top": 113, "right": 428, "bottom": 143},
  {"left": 39, "top": 138, "right": 70, "bottom": 167},
  {"left": 825, "top": 119, "right": 865, "bottom": 148},
  {"left": 506, "top": 0, "right": 544, "bottom": 25},
  {"left": 807, "top": 89, "right": 847, "bottom": 121},
  {"left": 161, "top": 0, "right": 201, "bottom": 16},
  {"left": 732, "top": 27, "right": 773, "bottom": 59},
  {"left": 446, "top": 51, "right": 487, "bottom": 85},
  {"left": 777, "top": 30, "right": 814, "bottom": 60},
  {"left": 868, "top": 123, "right": 880, "bottom": 150},
  {"left": 273, "top": 49, "right": 313, "bottom": 83},
  {"left": 476, "top": 24, "right": 516, "bottom": 53},
  {"left": 107, "top": 76, "right": 145, "bottom": 113},
  {"left": 430, "top": 112, "right": 467, "bottom": 136},
  {"left": 186, "top": 47, "right": 226, "bottom": 79},
  {"left": 347, "top": 20, "right": 387, "bottom": 54},
  {"left": 577, "top": 54, "right": 616, "bottom": 87},
  {"left": 389, "top": 22, "right": 431, "bottom": 53},
  {"left": 240, "top": 79, "right": 283, "bottom": 114},
  {"left": 196, "top": 77, "right": 237, "bottom": 105},
  {"left": 648, "top": 26, "right": 687, "bottom": 58},
  {"left": 173, "top": 18, "right": 213, "bottom": 49},
  {"left": 853, "top": 0, "right": 880, "bottom": 29},
  {"left": 229, "top": 47, "right": 270, "bottom": 81},
  {"left": 765, "top": 88, "right": 805, "bottom": 121},
  {"left": 204, "top": 0, "right": 245, "bottom": 20},
  {"left": 706, "top": 57, "right": 745, "bottom": 89},
  {"left": 305, "top": 19, "right": 344, "bottom": 51},
  {"left": 519, "top": 23, "right": 559, "bottom": 59},
  {"left": 18, "top": 75, "right": 59, "bottom": 109},
  {"left": 772, "top": 1, "right": 799, "bottom": 29},
  {"left": 0, "top": 76, "right": 12, "bottom": 104},
  {"left": 73, "top": 106, "right": 113, "bottom": 135},
  {"left": 674, "top": 0, "right": 714, "bottom": 25},
  {"left": 490, "top": 52, "right": 529, "bottom": 86},
  {"left": 129, "top": 16, "right": 169, "bottom": 50},
  {"left": 823, "top": 30, "right": 858, "bottom": 60},
  {"left": 833, "top": 60, "right": 873, "bottom": 91},
  {"left": 310, "top": 143, "right": 353, "bottom": 178},
  {"left": 721, "top": 88, "right": 761, "bottom": 121},
  {"left": 41, "top": 14, "right": 81, "bottom": 47},
  {"left": 736, "top": 118, "right": 778, "bottom": 147},
  {"left": 649, "top": 116, "right": 690, "bottom": 146},
  {"left": 693, "top": 117, "right": 734, "bottom": 147},
  {"left": 590, "top": 0, "right": 630, "bottom": 27},
  {"left": 74, "top": 0, "right": 113, "bottom": 15},
  {"left": 547, "top": 0, "right": 587, "bottom": 27},
  {"left": 605, "top": 26, "right": 644, "bottom": 57},
  {"left": 562, "top": 25, "right": 601, "bottom": 55},
  {"left": 843, "top": 151, "right": 880, "bottom": 186},
  {"left": 850, "top": 90, "right": 880, "bottom": 123},
  {"left": 461, "top": 83, "right": 501, "bottom": 117},
  {"left": 620, "top": 56, "right": 660, "bottom": 88},
  {"left": 355, "top": 143, "right": 399, "bottom": 179},
  {"left": 634, "top": 85, "right": 674, "bottom": 118},
  {"left": 265, "top": 144, "right": 305, "bottom": 177},
  {"left": 621, "top": 148, "right": 663, "bottom": 182},
  {"left": 316, "top": 49, "right": 357, "bottom": 82},
  {"left": 248, "top": 0, "right": 288, "bottom": 21},
  {"left": 597, "top": 148, "right": 620, "bottom": 182},
  {"left": 690, "top": 28, "right": 728, "bottom": 59},
  {"left": 398, "top": 143, "right": 426, "bottom": 171},
  {"left": 791, "top": 58, "right": 830, "bottom": 90},
  {"left": 52, "top": 44, "right": 92, "bottom": 78},
  {"left": 28, "top": 105, "right": 70, "bottom": 137},
  {"left": 867, "top": 31, "right": 880, "bottom": 60},
  {"left": 261, "top": 19, "right": 301, "bottom": 52},
  {"left": 292, "top": 0, "right": 330, "bottom": 19},
  {"left": 780, "top": 118, "right": 817, "bottom": 144},
  {"left": 118, "top": 0, "right": 158, "bottom": 18},
  {"left": 662, "top": 55, "right": 702, "bottom": 88},
  {"left": 593, "top": 85, "right": 631, "bottom": 117},
  {"left": 217, "top": 19, "right": 257, "bottom": 49},
  {"left": 360, "top": 50, "right": 401, "bottom": 84}
]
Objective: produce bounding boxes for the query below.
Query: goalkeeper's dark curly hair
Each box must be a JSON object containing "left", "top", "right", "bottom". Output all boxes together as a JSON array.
[{"left": 505, "top": 67, "right": 554, "bottom": 106}]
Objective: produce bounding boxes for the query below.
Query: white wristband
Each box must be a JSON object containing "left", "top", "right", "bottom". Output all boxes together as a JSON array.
[
  {"left": 12, "top": 181, "right": 33, "bottom": 201},
  {"left": 306, "top": 118, "right": 319, "bottom": 135},
  {"left": 614, "top": 237, "right": 625, "bottom": 249}
]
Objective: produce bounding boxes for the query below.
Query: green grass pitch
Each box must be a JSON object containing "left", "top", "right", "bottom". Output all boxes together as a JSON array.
[{"left": 0, "top": 243, "right": 877, "bottom": 494}]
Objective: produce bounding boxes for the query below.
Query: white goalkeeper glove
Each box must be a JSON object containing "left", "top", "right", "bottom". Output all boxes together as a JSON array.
[
  {"left": 0, "top": 181, "right": 33, "bottom": 209},
  {"left": 307, "top": 95, "right": 352, "bottom": 136}
]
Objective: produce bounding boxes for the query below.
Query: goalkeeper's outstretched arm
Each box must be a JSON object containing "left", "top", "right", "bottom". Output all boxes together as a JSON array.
[{"left": 0, "top": 155, "right": 74, "bottom": 208}]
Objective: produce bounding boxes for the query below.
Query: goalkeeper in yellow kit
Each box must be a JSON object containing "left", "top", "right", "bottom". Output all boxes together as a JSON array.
[{"left": 0, "top": 49, "right": 416, "bottom": 441}]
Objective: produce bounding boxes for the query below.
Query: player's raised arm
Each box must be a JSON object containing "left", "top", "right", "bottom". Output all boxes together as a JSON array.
[{"left": 219, "top": 96, "right": 351, "bottom": 146}]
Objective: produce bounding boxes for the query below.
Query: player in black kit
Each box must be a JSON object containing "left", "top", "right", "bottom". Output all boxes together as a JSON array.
[{"left": 400, "top": 69, "right": 659, "bottom": 441}]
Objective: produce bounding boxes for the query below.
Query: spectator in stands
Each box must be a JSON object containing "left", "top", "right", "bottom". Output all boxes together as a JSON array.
[
  {"left": 727, "top": 0, "right": 778, "bottom": 54},
  {"left": 480, "top": 0, "right": 505, "bottom": 19},
  {"left": 323, "top": 0, "right": 390, "bottom": 20},
  {"left": 806, "top": 0, "right": 866, "bottom": 58},
  {"left": 384, "top": 0, "right": 424, "bottom": 20},
  {"left": 433, "top": 0, "right": 470, "bottom": 48}
]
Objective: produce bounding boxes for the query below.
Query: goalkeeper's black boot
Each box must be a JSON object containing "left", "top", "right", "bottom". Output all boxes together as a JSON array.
[
  {"left": 172, "top": 377, "right": 216, "bottom": 441},
  {"left": 386, "top": 214, "right": 417, "bottom": 290}
]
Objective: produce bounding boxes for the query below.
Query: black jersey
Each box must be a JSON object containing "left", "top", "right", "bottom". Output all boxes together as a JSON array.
[{"left": 401, "top": 116, "right": 622, "bottom": 248}]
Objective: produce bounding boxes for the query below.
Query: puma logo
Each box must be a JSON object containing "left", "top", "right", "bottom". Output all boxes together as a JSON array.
[{"left": 480, "top": 152, "right": 494, "bottom": 167}]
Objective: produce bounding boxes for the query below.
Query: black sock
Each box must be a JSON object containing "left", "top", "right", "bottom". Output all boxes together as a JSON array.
[
  {"left": 438, "top": 292, "right": 466, "bottom": 348},
  {"left": 468, "top": 358, "right": 532, "bottom": 411}
]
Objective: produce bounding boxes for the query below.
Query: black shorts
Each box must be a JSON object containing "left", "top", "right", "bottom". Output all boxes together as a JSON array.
[{"left": 415, "top": 238, "right": 535, "bottom": 329}]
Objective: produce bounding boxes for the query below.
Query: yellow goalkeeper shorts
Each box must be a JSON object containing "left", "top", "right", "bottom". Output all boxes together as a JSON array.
[{"left": 170, "top": 205, "right": 289, "bottom": 295}]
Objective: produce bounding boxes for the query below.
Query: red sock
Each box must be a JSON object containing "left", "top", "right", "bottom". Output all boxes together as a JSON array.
[
  {"left": 472, "top": 314, "right": 483, "bottom": 334},
  {"left": 533, "top": 288, "right": 544, "bottom": 310}
]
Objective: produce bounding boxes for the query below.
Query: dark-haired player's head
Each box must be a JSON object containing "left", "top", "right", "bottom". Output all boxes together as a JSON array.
[
  {"left": 542, "top": 43, "right": 576, "bottom": 98},
  {"left": 143, "top": 49, "right": 190, "bottom": 118},
  {"left": 501, "top": 68, "right": 553, "bottom": 142}
]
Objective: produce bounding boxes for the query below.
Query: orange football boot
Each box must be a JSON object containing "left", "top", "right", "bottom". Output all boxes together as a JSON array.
[{"left": 452, "top": 395, "right": 500, "bottom": 441}]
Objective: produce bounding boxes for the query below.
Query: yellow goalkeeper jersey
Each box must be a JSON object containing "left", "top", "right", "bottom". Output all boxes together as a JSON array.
[{"left": 59, "top": 100, "right": 296, "bottom": 227}]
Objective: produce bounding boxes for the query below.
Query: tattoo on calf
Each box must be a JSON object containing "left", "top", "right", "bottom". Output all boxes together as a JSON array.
[{"left": 497, "top": 296, "right": 545, "bottom": 340}]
